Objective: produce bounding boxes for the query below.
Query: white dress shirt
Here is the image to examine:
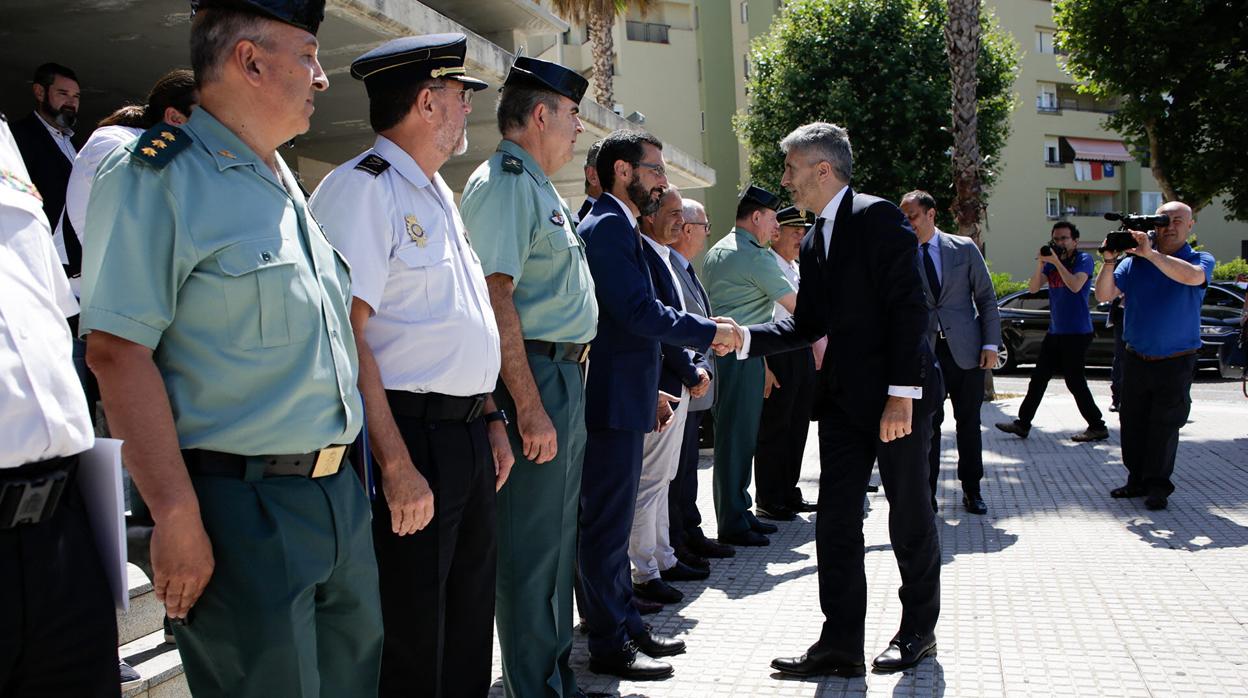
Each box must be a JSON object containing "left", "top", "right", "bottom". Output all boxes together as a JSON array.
[
  {"left": 741, "top": 184, "right": 921, "bottom": 398},
  {"left": 309, "top": 135, "right": 501, "bottom": 396},
  {"left": 770, "top": 249, "right": 799, "bottom": 322},
  {"left": 642, "top": 233, "right": 685, "bottom": 311},
  {"left": 37, "top": 112, "right": 77, "bottom": 163},
  {"left": 0, "top": 118, "right": 94, "bottom": 468}
]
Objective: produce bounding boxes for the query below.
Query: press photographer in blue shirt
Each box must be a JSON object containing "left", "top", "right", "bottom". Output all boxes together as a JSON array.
[
  {"left": 997, "top": 221, "right": 1108, "bottom": 442},
  {"left": 1095, "top": 202, "right": 1214, "bottom": 511}
]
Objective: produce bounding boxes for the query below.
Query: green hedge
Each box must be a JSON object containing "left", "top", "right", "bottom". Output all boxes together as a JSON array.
[{"left": 1213, "top": 257, "right": 1248, "bottom": 281}]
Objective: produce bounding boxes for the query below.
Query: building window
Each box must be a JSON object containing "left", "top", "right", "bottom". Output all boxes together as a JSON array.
[
  {"left": 1046, "top": 190, "right": 1060, "bottom": 219},
  {"left": 1044, "top": 138, "right": 1060, "bottom": 165},
  {"left": 1037, "top": 82, "right": 1058, "bottom": 112},
  {"left": 1035, "top": 28, "right": 1055, "bottom": 54},
  {"left": 1141, "top": 191, "right": 1163, "bottom": 214},
  {"left": 740, "top": 1, "right": 749, "bottom": 23},
  {"left": 626, "top": 21, "right": 670, "bottom": 44}
]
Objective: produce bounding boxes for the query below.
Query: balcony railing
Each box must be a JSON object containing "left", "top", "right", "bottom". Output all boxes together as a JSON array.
[{"left": 626, "top": 21, "right": 670, "bottom": 44}]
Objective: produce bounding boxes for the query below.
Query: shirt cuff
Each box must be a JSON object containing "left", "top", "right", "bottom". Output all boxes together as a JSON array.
[
  {"left": 887, "top": 385, "right": 922, "bottom": 399},
  {"left": 735, "top": 326, "right": 752, "bottom": 359},
  {"left": 981, "top": 344, "right": 998, "bottom": 352}
]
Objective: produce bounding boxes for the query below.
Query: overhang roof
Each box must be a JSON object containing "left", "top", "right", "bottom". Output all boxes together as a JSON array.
[{"left": 1061, "top": 137, "right": 1133, "bottom": 163}]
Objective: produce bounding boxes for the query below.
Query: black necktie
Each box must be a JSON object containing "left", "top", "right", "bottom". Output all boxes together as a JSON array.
[
  {"left": 814, "top": 217, "right": 828, "bottom": 263},
  {"left": 921, "top": 241, "right": 941, "bottom": 298}
]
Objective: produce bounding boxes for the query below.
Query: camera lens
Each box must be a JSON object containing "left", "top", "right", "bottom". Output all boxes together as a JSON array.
[{"left": 1039, "top": 245, "right": 1051, "bottom": 257}]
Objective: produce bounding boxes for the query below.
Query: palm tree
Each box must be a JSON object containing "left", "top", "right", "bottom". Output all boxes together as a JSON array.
[
  {"left": 946, "top": 0, "right": 984, "bottom": 247},
  {"left": 549, "top": 0, "right": 655, "bottom": 107}
]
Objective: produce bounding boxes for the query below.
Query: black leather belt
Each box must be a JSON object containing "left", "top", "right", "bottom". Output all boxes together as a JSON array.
[
  {"left": 385, "top": 390, "right": 489, "bottom": 423},
  {"left": 1126, "top": 347, "right": 1199, "bottom": 362},
  {"left": 525, "top": 340, "right": 590, "bottom": 364},
  {"left": 183, "top": 446, "right": 347, "bottom": 479},
  {"left": 0, "top": 454, "right": 77, "bottom": 529}
]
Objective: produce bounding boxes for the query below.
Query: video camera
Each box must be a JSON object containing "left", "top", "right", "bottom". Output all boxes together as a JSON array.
[{"left": 1100, "top": 212, "right": 1170, "bottom": 252}]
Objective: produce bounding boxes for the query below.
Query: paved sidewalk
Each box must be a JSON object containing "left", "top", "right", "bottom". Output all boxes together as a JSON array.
[{"left": 488, "top": 390, "right": 1248, "bottom": 696}]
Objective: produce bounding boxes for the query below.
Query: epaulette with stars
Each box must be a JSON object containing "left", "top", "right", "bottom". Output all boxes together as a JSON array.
[{"left": 131, "top": 123, "right": 190, "bottom": 169}]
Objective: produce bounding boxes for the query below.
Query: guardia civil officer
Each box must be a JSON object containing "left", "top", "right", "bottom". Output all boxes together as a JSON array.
[
  {"left": 80, "top": 2, "right": 383, "bottom": 696},
  {"left": 701, "top": 185, "right": 797, "bottom": 546},
  {"left": 309, "top": 36, "right": 512, "bottom": 698},
  {"left": 1, "top": 112, "right": 118, "bottom": 696},
  {"left": 459, "top": 57, "right": 597, "bottom": 698}
]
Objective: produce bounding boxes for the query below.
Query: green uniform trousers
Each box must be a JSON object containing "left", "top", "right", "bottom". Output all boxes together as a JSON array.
[
  {"left": 494, "top": 356, "right": 587, "bottom": 698},
  {"left": 173, "top": 465, "right": 383, "bottom": 698},
  {"left": 712, "top": 354, "right": 766, "bottom": 537}
]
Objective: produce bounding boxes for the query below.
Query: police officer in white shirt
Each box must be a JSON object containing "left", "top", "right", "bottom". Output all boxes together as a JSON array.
[
  {"left": 308, "top": 35, "right": 513, "bottom": 698},
  {"left": 0, "top": 111, "right": 118, "bottom": 696}
]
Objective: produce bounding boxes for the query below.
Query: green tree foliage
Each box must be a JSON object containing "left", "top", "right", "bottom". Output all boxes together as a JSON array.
[
  {"left": 1055, "top": 0, "right": 1248, "bottom": 219},
  {"left": 734, "top": 0, "right": 1016, "bottom": 226},
  {"left": 1212, "top": 257, "right": 1248, "bottom": 282}
]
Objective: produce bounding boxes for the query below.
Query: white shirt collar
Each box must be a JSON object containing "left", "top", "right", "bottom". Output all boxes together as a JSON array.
[
  {"left": 818, "top": 185, "right": 850, "bottom": 256},
  {"left": 605, "top": 192, "right": 639, "bottom": 231},
  {"left": 373, "top": 135, "right": 431, "bottom": 189},
  {"left": 641, "top": 233, "right": 671, "bottom": 261},
  {"left": 36, "top": 111, "right": 73, "bottom": 139}
]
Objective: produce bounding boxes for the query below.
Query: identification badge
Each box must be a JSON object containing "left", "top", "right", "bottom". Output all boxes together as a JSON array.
[
  {"left": 405, "top": 215, "right": 427, "bottom": 247},
  {"left": 312, "top": 445, "right": 347, "bottom": 478},
  {"left": 550, "top": 209, "right": 566, "bottom": 226}
]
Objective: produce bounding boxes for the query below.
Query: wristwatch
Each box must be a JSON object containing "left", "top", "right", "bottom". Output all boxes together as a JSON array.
[{"left": 484, "top": 409, "right": 509, "bottom": 426}]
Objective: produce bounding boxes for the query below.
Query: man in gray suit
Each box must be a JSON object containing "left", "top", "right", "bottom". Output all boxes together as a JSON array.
[
  {"left": 900, "top": 191, "right": 1001, "bottom": 515},
  {"left": 667, "top": 199, "right": 735, "bottom": 561}
]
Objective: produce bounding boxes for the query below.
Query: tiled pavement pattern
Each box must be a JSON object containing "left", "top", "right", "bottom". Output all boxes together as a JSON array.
[{"left": 488, "top": 391, "right": 1248, "bottom": 697}]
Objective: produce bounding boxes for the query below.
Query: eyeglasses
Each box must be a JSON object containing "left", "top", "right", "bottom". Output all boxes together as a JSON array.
[
  {"left": 634, "top": 160, "right": 666, "bottom": 177},
  {"left": 686, "top": 221, "right": 711, "bottom": 232},
  {"left": 430, "top": 84, "right": 473, "bottom": 106}
]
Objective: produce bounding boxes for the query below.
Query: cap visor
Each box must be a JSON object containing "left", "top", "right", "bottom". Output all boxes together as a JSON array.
[{"left": 456, "top": 75, "right": 489, "bottom": 91}]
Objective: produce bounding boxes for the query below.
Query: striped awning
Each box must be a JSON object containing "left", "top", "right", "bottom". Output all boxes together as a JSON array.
[{"left": 1061, "top": 137, "right": 1133, "bottom": 162}]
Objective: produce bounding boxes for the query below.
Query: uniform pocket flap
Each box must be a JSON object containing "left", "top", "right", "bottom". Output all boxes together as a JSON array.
[
  {"left": 215, "top": 239, "right": 299, "bottom": 277},
  {"left": 544, "top": 228, "right": 579, "bottom": 251},
  {"left": 395, "top": 239, "right": 449, "bottom": 268}
]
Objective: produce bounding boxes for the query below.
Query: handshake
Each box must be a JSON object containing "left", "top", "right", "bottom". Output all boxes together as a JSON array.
[{"left": 711, "top": 316, "right": 745, "bottom": 356}]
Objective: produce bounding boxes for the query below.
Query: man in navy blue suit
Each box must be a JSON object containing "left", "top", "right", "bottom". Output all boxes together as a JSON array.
[{"left": 578, "top": 130, "right": 739, "bottom": 680}]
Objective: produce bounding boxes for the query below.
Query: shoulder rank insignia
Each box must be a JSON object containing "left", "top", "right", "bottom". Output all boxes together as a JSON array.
[
  {"left": 501, "top": 154, "right": 524, "bottom": 174},
  {"left": 354, "top": 153, "right": 391, "bottom": 177},
  {"left": 550, "top": 209, "right": 566, "bottom": 226},
  {"left": 405, "top": 215, "right": 427, "bottom": 247},
  {"left": 131, "top": 123, "right": 190, "bottom": 169}
]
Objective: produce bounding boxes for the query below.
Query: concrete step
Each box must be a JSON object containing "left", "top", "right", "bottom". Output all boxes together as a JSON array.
[
  {"left": 120, "top": 628, "right": 186, "bottom": 698},
  {"left": 118, "top": 563, "right": 165, "bottom": 646}
]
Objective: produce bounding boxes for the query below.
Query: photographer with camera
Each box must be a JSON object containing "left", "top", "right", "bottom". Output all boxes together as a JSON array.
[
  {"left": 996, "top": 221, "right": 1109, "bottom": 442},
  {"left": 1094, "top": 202, "right": 1215, "bottom": 510}
]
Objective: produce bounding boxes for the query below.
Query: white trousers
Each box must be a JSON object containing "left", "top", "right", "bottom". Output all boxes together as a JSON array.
[{"left": 629, "top": 386, "right": 690, "bottom": 584}]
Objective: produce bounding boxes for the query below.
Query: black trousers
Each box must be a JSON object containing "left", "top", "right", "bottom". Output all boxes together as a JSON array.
[
  {"left": 0, "top": 458, "right": 119, "bottom": 698},
  {"left": 929, "top": 338, "right": 985, "bottom": 497},
  {"left": 373, "top": 396, "right": 497, "bottom": 698},
  {"left": 755, "top": 348, "right": 816, "bottom": 508},
  {"left": 1109, "top": 304, "right": 1126, "bottom": 407},
  {"left": 668, "top": 409, "right": 706, "bottom": 552},
  {"left": 1120, "top": 351, "right": 1196, "bottom": 497},
  {"left": 1017, "top": 332, "right": 1105, "bottom": 430},
  {"left": 815, "top": 370, "right": 943, "bottom": 654}
]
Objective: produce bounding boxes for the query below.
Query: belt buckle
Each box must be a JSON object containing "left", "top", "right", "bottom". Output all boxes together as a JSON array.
[
  {"left": 311, "top": 445, "right": 346, "bottom": 478},
  {"left": 0, "top": 470, "right": 68, "bottom": 528},
  {"left": 464, "top": 396, "right": 487, "bottom": 423},
  {"left": 576, "top": 343, "right": 591, "bottom": 364}
]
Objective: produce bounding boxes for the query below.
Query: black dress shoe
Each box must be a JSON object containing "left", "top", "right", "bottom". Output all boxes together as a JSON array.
[
  {"left": 995, "top": 420, "right": 1030, "bottom": 438},
  {"left": 660, "top": 560, "right": 709, "bottom": 582},
  {"left": 676, "top": 551, "right": 710, "bottom": 572},
  {"left": 746, "top": 511, "right": 779, "bottom": 534},
  {"left": 872, "top": 633, "right": 936, "bottom": 672},
  {"left": 962, "top": 492, "right": 987, "bottom": 515},
  {"left": 687, "top": 536, "right": 736, "bottom": 558},
  {"left": 120, "top": 659, "right": 140, "bottom": 683},
  {"left": 1111, "top": 484, "right": 1146, "bottom": 499},
  {"left": 756, "top": 503, "right": 797, "bottom": 521},
  {"left": 631, "top": 625, "right": 686, "bottom": 657},
  {"left": 1145, "top": 495, "right": 1168, "bottom": 510},
  {"left": 630, "top": 596, "right": 662, "bottom": 615},
  {"left": 719, "top": 529, "right": 769, "bottom": 547},
  {"left": 786, "top": 496, "right": 818, "bottom": 513},
  {"left": 633, "top": 578, "right": 684, "bottom": 604},
  {"left": 589, "top": 642, "right": 673, "bottom": 680},
  {"left": 770, "top": 644, "right": 866, "bottom": 678}
]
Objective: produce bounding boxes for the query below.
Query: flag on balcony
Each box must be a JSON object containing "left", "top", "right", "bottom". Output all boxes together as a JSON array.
[{"left": 1091, "top": 162, "right": 1103, "bottom": 180}]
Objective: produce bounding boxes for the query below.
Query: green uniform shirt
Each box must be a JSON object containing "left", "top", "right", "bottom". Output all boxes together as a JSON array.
[
  {"left": 702, "top": 227, "right": 795, "bottom": 325},
  {"left": 79, "top": 108, "right": 362, "bottom": 454},
  {"left": 460, "top": 140, "right": 597, "bottom": 343}
]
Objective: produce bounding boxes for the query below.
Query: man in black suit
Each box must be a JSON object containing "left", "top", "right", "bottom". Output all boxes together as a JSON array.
[
  {"left": 11, "top": 63, "right": 81, "bottom": 269},
  {"left": 738, "top": 122, "right": 943, "bottom": 676},
  {"left": 575, "top": 139, "right": 603, "bottom": 228}
]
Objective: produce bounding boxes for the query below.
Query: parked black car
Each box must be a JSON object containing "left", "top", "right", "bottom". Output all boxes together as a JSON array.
[{"left": 995, "top": 282, "right": 1245, "bottom": 375}]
